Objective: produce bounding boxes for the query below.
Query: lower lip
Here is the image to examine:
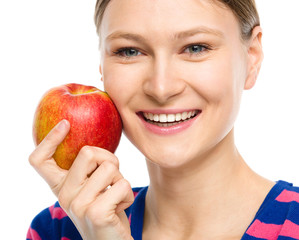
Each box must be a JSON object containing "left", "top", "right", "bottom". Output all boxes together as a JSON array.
[{"left": 137, "top": 111, "right": 201, "bottom": 135}]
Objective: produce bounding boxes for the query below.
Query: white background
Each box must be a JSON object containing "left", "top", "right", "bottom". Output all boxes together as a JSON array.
[{"left": 0, "top": 0, "right": 299, "bottom": 238}]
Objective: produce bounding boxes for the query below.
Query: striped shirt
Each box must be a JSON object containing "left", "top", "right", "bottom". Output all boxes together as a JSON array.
[{"left": 27, "top": 180, "right": 299, "bottom": 240}]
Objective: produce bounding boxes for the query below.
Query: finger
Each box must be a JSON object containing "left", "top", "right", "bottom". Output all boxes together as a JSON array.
[
  {"left": 32, "top": 119, "right": 70, "bottom": 160},
  {"left": 65, "top": 146, "right": 119, "bottom": 188},
  {"left": 29, "top": 119, "right": 70, "bottom": 194},
  {"left": 83, "top": 178, "right": 134, "bottom": 231},
  {"left": 92, "top": 178, "right": 134, "bottom": 217},
  {"left": 58, "top": 146, "right": 120, "bottom": 208},
  {"left": 112, "top": 179, "right": 135, "bottom": 214},
  {"left": 75, "top": 161, "right": 124, "bottom": 205}
]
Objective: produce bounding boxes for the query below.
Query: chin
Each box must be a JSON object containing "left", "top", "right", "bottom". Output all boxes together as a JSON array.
[{"left": 143, "top": 144, "right": 200, "bottom": 170}]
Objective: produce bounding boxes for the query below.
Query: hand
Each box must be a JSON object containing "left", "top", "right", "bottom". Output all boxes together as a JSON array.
[{"left": 29, "top": 120, "right": 134, "bottom": 240}]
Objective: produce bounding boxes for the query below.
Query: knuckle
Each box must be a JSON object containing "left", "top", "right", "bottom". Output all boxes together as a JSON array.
[
  {"left": 119, "top": 178, "right": 131, "bottom": 191},
  {"left": 96, "top": 147, "right": 120, "bottom": 168},
  {"left": 102, "top": 214, "right": 117, "bottom": 227},
  {"left": 28, "top": 150, "right": 44, "bottom": 168},
  {"left": 111, "top": 155, "right": 120, "bottom": 169},
  {"left": 28, "top": 151, "right": 38, "bottom": 167},
  {"left": 79, "top": 146, "right": 94, "bottom": 159},
  {"left": 98, "top": 148, "right": 119, "bottom": 168},
  {"left": 101, "top": 160, "right": 117, "bottom": 173},
  {"left": 117, "top": 179, "right": 133, "bottom": 196},
  {"left": 120, "top": 179, "right": 134, "bottom": 202},
  {"left": 69, "top": 198, "right": 82, "bottom": 216},
  {"left": 104, "top": 151, "right": 120, "bottom": 168}
]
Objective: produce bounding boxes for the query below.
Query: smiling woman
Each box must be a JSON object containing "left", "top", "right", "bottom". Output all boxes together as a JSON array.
[{"left": 26, "top": 0, "right": 299, "bottom": 240}]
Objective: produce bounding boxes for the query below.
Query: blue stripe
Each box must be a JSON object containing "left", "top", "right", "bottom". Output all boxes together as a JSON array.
[
  {"left": 277, "top": 237, "right": 299, "bottom": 240},
  {"left": 130, "top": 186, "right": 148, "bottom": 240},
  {"left": 241, "top": 233, "right": 267, "bottom": 240}
]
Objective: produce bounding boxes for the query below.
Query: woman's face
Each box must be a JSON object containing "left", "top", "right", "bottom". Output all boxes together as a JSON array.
[{"left": 99, "top": 0, "right": 254, "bottom": 168}]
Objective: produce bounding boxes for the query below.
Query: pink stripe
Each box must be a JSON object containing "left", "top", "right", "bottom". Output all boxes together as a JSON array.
[
  {"left": 276, "top": 189, "right": 299, "bottom": 203},
  {"left": 127, "top": 191, "right": 138, "bottom": 225},
  {"left": 246, "top": 219, "right": 281, "bottom": 240},
  {"left": 49, "top": 205, "right": 68, "bottom": 220},
  {"left": 280, "top": 220, "right": 299, "bottom": 239},
  {"left": 61, "top": 238, "right": 71, "bottom": 240},
  {"left": 26, "top": 227, "right": 42, "bottom": 240},
  {"left": 133, "top": 191, "right": 139, "bottom": 198},
  {"left": 128, "top": 214, "right": 132, "bottom": 224}
]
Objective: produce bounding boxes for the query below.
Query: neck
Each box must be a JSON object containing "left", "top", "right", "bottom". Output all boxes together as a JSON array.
[{"left": 143, "top": 131, "right": 274, "bottom": 239}]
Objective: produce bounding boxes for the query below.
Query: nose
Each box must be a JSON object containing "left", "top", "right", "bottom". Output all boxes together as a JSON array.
[{"left": 142, "top": 56, "right": 186, "bottom": 104}]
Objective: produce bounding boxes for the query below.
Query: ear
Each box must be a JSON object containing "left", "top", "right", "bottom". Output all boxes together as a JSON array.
[
  {"left": 99, "top": 65, "right": 103, "bottom": 82},
  {"left": 244, "top": 26, "right": 264, "bottom": 90}
]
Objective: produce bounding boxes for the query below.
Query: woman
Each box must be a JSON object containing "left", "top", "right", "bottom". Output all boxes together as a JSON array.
[{"left": 27, "top": 0, "right": 299, "bottom": 239}]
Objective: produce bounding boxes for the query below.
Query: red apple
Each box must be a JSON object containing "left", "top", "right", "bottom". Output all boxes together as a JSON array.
[{"left": 32, "top": 83, "right": 122, "bottom": 170}]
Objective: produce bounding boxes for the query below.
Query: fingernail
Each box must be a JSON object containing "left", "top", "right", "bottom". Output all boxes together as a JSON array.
[{"left": 57, "top": 119, "right": 69, "bottom": 131}]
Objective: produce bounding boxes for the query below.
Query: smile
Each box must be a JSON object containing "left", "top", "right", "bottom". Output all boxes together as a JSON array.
[{"left": 142, "top": 110, "right": 200, "bottom": 127}]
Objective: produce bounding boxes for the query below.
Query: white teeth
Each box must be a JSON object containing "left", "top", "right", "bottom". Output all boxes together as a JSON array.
[
  {"left": 159, "top": 114, "right": 167, "bottom": 122},
  {"left": 175, "top": 113, "right": 182, "bottom": 121},
  {"left": 181, "top": 112, "right": 188, "bottom": 120},
  {"left": 148, "top": 113, "right": 154, "bottom": 121},
  {"left": 167, "top": 114, "right": 175, "bottom": 122},
  {"left": 143, "top": 110, "right": 198, "bottom": 123}
]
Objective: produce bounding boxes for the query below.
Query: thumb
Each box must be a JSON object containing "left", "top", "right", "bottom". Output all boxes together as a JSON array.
[{"left": 29, "top": 119, "right": 70, "bottom": 195}]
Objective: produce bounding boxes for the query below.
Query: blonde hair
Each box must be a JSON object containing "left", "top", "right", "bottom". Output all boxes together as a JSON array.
[{"left": 94, "top": 0, "right": 260, "bottom": 41}]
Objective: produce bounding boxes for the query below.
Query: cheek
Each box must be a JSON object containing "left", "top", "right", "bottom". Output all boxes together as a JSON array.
[
  {"left": 186, "top": 58, "right": 236, "bottom": 103},
  {"left": 102, "top": 62, "right": 145, "bottom": 123},
  {"left": 194, "top": 49, "right": 246, "bottom": 104},
  {"left": 186, "top": 51, "right": 246, "bottom": 131}
]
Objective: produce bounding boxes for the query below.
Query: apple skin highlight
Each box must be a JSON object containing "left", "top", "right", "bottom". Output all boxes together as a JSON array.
[{"left": 32, "top": 83, "right": 122, "bottom": 170}]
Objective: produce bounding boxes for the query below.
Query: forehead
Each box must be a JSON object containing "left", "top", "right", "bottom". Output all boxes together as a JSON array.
[{"left": 100, "top": 0, "right": 239, "bottom": 43}]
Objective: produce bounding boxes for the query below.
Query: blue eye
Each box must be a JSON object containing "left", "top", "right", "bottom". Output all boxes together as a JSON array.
[
  {"left": 185, "top": 44, "right": 207, "bottom": 55},
  {"left": 188, "top": 45, "right": 204, "bottom": 53},
  {"left": 113, "top": 48, "right": 141, "bottom": 58},
  {"left": 113, "top": 44, "right": 210, "bottom": 60}
]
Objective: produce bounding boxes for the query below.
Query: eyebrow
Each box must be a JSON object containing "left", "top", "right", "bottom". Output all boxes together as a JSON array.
[{"left": 105, "top": 26, "right": 224, "bottom": 43}]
